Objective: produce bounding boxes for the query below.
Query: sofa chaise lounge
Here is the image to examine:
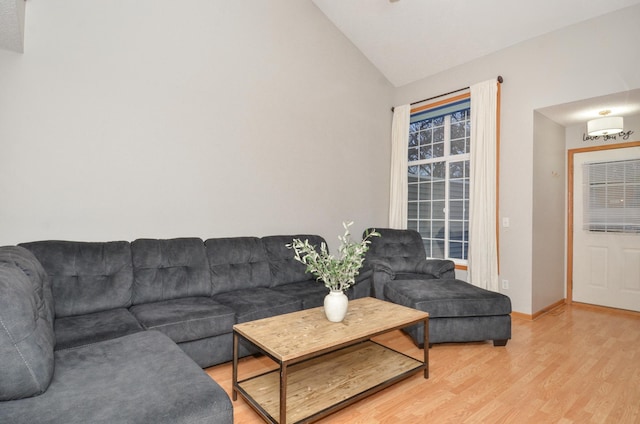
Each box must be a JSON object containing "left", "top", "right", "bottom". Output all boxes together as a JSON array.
[{"left": 360, "top": 228, "right": 512, "bottom": 347}]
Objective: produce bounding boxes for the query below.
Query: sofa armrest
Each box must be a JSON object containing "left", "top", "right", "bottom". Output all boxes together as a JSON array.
[
  {"left": 415, "top": 259, "right": 455, "bottom": 279},
  {"left": 363, "top": 259, "right": 395, "bottom": 283},
  {"left": 359, "top": 259, "right": 394, "bottom": 300}
]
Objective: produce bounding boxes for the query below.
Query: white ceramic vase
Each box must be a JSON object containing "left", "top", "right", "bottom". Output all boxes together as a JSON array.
[{"left": 324, "top": 289, "right": 349, "bottom": 322}]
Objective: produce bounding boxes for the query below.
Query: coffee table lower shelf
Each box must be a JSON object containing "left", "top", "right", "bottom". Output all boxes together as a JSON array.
[{"left": 235, "top": 341, "right": 425, "bottom": 424}]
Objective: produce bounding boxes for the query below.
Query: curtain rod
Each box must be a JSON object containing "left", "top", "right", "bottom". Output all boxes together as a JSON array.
[{"left": 391, "top": 75, "right": 503, "bottom": 112}]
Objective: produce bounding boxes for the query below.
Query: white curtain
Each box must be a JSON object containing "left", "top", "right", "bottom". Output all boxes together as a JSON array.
[
  {"left": 389, "top": 104, "right": 410, "bottom": 228},
  {"left": 468, "top": 79, "right": 499, "bottom": 291}
]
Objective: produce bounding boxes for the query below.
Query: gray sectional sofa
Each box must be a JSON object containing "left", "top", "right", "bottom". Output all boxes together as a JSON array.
[
  {"left": 1, "top": 234, "right": 357, "bottom": 424},
  {"left": 359, "top": 228, "right": 512, "bottom": 348}
]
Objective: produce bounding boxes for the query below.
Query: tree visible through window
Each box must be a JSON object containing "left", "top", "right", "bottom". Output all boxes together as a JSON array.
[{"left": 407, "top": 105, "right": 470, "bottom": 263}]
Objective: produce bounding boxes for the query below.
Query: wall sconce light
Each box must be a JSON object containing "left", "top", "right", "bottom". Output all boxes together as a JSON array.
[{"left": 587, "top": 110, "right": 624, "bottom": 136}]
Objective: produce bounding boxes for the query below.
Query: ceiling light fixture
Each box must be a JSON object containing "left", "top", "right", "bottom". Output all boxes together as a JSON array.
[{"left": 587, "top": 110, "right": 624, "bottom": 136}]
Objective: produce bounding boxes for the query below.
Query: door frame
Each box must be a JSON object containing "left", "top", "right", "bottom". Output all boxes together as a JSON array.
[{"left": 566, "top": 140, "right": 640, "bottom": 305}]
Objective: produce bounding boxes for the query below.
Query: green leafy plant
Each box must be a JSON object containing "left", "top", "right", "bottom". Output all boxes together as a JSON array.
[{"left": 287, "top": 222, "right": 380, "bottom": 292}]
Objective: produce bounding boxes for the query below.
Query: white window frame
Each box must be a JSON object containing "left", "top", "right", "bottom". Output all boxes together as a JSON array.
[{"left": 407, "top": 108, "right": 470, "bottom": 266}]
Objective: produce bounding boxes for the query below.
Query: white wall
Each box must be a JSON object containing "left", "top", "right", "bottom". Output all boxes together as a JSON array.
[
  {"left": 532, "top": 112, "right": 565, "bottom": 312},
  {"left": 566, "top": 114, "right": 640, "bottom": 150},
  {"left": 0, "top": 0, "right": 393, "bottom": 246},
  {"left": 394, "top": 5, "right": 640, "bottom": 314}
]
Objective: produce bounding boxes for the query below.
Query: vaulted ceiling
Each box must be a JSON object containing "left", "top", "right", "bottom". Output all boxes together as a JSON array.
[
  {"left": 312, "top": 0, "right": 640, "bottom": 87},
  {"left": 3, "top": 0, "right": 640, "bottom": 126},
  {"left": 312, "top": 0, "right": 640, "bottom": 126},
  {"left": 5, "top": 0, "right": 640, "bottom": 84}
]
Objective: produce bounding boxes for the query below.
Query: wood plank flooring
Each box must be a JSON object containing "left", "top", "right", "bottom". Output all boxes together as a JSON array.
[{"left": 205, "top": 304, "right": 640, "bottom": 423}]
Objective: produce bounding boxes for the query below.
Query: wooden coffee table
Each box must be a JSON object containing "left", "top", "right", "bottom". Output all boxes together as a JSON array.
[{"left": 232, "top": 297, "right": 429, "bottom": 424}]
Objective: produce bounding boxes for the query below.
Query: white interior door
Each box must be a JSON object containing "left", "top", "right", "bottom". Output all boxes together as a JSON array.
[{"left": 572, "top": 146, "right": 640, "bottom": 312}]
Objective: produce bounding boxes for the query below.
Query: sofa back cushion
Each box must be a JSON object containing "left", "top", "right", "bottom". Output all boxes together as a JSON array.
[
  {"left": 131, "top": 238, "right": 211, "bottom": 304},
  {"left": 0, "top": 264, "right": 55, "bottom": 400},
  {"left": 20, "top": 241, "right": 133, "bottom": 318},
  {"left": 364, "top": 228, "right": 426, "bottom": 273},
  {"left": 262, "top": 235, "right": 326, "bottom": 287},
  {"left": 0, "top": 246, "right": 55, "bottom": 327},
  {"left": 205, "top": 237, "right": 271, "bottom": 295}
]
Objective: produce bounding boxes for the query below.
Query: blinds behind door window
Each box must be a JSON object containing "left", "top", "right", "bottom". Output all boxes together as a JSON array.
[{"left": 583, "top": 159, "right": 640, "bottom": 233}]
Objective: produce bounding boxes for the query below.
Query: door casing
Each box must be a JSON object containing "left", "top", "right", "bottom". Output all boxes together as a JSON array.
[{"left": 566, "top": 140, "right": 640, "bottom": 306}]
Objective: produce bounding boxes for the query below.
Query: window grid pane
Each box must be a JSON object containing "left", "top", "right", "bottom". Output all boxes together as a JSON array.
[{"left": 407, "top": 108, "right": 471, "bottom": 263}]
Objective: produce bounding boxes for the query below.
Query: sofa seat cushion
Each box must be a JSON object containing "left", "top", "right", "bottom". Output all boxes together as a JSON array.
[
  {"left": 270, "top": 280, "right": 328, "bottom": 309},
  {"left": 54, "top": 308, "right": 143, "bottom": 351},
  {"left": 212, "top": 288, "right": 302, "bottom": 323},
  {"left": 129, "top": 297, "right": 235, "bottom": 343},
  {"left": 385, "top": 278, "right": 512, "bottom": 318},
  {"left": 0, "top": 331, "right": 233, "bottom": 424}
]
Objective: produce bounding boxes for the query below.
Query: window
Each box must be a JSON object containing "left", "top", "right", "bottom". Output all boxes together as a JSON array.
[
  {"left": 407, "top": 99, "right": 470, "bottom": 263},
  {"left": 583, "top": 158, "right": 640, "bottom": 233}
]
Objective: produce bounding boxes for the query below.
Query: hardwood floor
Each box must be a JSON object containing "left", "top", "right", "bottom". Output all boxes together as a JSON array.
[{"left": 205, "top": 304, "right": 640, "bottom": 423}]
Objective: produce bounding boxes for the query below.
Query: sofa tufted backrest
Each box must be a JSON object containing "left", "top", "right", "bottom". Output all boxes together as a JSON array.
[
  {"left": 363, "top": 228, "right": 426, "bottom": 273},
  {"left": 131, "top": 238, "right": 211, "bottom": 304},
  {"left": 262, "top": 235, "right": 327, "bottom": 287},
  {"left": 20, "top": 241, "right": 133, "bottom": 318},
  {"left": 0, "top": 263, "right": 55, "bottom": 400},
  {"left": 205, "top": 237, "right": 271, "bottom": 296}
]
